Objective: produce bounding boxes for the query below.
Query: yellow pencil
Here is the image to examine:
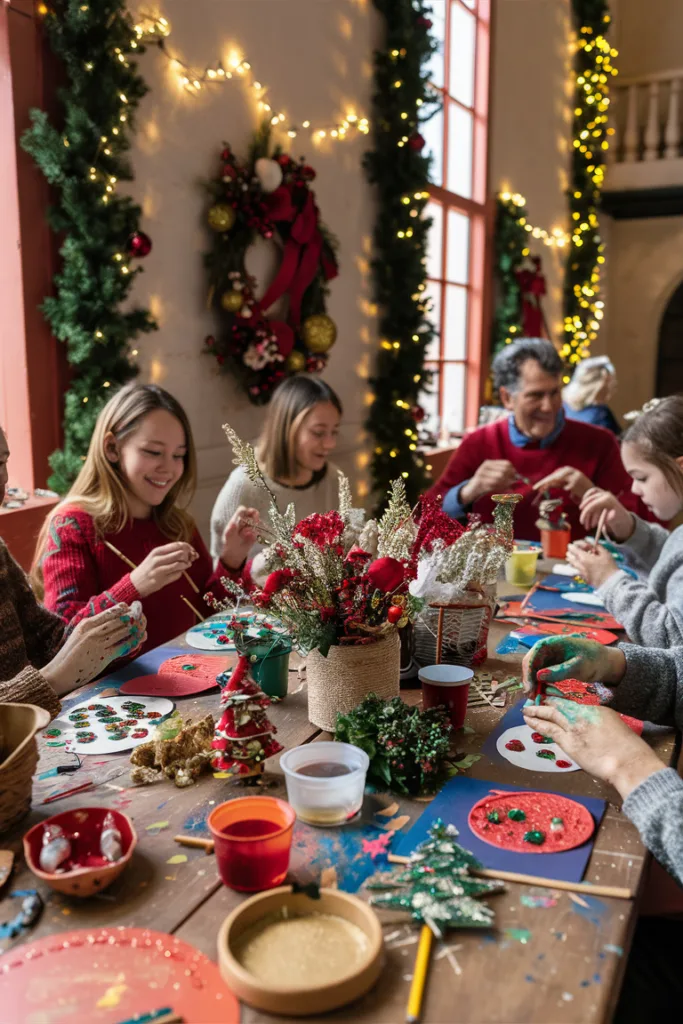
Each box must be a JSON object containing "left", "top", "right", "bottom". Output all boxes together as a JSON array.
[{"left": 406, "top": 924, "right": 433, "bottom": 1023}]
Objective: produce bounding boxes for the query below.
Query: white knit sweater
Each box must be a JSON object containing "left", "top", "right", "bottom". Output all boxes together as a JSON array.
[{"left": 210, "top": 462, "right": 341, "bottom": 573}]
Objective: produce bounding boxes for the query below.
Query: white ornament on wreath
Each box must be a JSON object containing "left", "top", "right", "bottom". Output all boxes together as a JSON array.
[{"left": 254, "top": 157, "right": 283, "bottom": 193}]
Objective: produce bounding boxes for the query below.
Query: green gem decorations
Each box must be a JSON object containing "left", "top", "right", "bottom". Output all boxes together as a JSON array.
[
  {"left": 486, "top": 810, "right": 501, "bottom": 825},
  {"left": 507, "top": 808, "right": 526, "bottom": 822},
  {"left": 536, "top": 749, "right": 556, "bottom": 760},
  {"left": 20, "top": 0, "right": 158, "bottom": 493},
  {"left": 368, "top": 819, "right": 505, "bottom": 932},
  {"left": 524, "top": 830, "right": 546, "bottom": 846},
  {"left": 550, "top": 817, "right": 565, "bottom": 832}
]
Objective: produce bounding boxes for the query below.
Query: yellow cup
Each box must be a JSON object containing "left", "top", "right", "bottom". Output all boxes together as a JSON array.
[{"left": 505, "top": 548, "right": 540, "bottom": 588}]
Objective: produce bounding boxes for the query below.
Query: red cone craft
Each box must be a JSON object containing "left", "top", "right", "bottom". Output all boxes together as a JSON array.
[{"left": 211, "top": 655, "right": 283, "bottom": 775}]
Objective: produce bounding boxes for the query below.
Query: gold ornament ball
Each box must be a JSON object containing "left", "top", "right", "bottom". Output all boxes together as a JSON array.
[
  {"left": 286, "top": 350, "right": 307, "bottom": 373},
  {"left": 221, "top": 289, "right": 243, "bottom": 313},
  {"left": 208, "top": 203, "right": 235, "bottom": 233},
  {"left": 302, "top": 314, "right": 337, "bottom": 354}
]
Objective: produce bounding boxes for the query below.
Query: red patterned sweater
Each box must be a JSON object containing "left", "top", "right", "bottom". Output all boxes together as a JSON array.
[{"left": 40, "top": 506, "right": 244, "bottom": 659}]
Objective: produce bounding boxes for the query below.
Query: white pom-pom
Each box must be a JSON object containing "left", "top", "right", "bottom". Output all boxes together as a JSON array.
[{"left": 254, "top": 157, "right": 283, "bottom": 193}]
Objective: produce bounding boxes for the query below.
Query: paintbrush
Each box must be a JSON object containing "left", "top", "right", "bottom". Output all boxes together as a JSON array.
[
  {"left": 592, "top": 508, "right": 609, "bottom": 553},
  {"left": 42, "top": 781, "right": 95, "bottom": 804},
  {"left": 519, "top": 581, "right": 539, "bottom": 613},
  {"left": 103, "top": 540, "right": 205, "bottom": 622}
]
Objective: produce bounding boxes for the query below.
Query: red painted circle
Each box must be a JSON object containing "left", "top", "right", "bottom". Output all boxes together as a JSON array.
[{"left": 468, "top": 790, "right": 595, "bottom": 854}]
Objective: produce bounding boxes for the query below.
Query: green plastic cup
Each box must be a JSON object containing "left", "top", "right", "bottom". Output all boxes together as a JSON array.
[{"left": 249, "top": 641, "right": 292, "bottom": 699}]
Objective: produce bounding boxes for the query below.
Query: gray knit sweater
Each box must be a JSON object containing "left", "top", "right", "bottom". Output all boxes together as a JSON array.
[
  {"left": 596, "top": 517, "right": 683, "bottom": 646},
  {"left": 612, "top": 643, "right": 683, "bottom": 886}
]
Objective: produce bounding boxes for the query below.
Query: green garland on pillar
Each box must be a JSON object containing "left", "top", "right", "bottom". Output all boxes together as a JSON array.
[
  {"left": 363, "top": 0, "right": 439, "bottom": 507},
  {"left": 21, "top": 0, "right": 157, "bottom": 494},
  {"left": 491, "top": 193, "right": 530, "bottom": 354},
  {"left": 562, "top": 0, "right": 616, "bottom": 368}
]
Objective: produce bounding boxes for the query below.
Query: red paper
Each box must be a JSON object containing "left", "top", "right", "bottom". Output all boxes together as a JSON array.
[
  {"left": 119, "top": 654, "right": 235, "bottom": 697},
  {"left": 497, "top": 600, "right": 622, "bottom": 631}
]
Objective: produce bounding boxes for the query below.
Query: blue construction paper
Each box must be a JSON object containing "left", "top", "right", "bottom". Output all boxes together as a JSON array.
[
  {"left": 289, "top": 817, "right": 396, "bottom": 893},
  {"left": 394, "top": 774, "right": 606, "bottom": 882},
  {"left": 541, "top": 573, "right": 592, "bottom": 593},
  {"left": 526, "top": 586, "right": 602, "bottom": 614},
  {"left": 60, "top": 644, "right": 188, "bottom": 713}
]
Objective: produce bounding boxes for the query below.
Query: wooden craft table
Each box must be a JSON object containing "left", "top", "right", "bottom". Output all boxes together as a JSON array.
[{"left": 2, "top": 577, "right": 677, "bottom": 1023}]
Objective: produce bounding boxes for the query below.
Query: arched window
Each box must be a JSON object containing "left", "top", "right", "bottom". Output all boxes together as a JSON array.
[{"left": 422, "top": 0, "right": 491, "bottom": 438}]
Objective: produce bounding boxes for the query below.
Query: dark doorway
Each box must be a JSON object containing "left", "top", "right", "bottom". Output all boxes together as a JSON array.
[{"left": 657, "top": 281, "right": 683, "bottom": 396}]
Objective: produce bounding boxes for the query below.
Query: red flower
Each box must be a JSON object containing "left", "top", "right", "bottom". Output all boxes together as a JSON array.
[
  {"left": 261, "top": 568, "right": 297, "bottom": 597},
  {"left": 294, "top": 511, "right": 345, "bottom": 548},
  {"left": 367, "top": 557, "right": 405, "bottom": 594}
]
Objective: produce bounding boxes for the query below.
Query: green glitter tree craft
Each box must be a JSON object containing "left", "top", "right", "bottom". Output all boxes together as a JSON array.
[{"left": 368, "top": 819, "right": 505, "bottom": 933}]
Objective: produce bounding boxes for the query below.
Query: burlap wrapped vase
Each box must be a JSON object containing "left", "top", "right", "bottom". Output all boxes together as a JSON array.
[
  {"left": 0, "top": 702, "right": 51, "bottom": 833},
  {"left": 306, "top": 632, "right": 401, "bottom": 732}
]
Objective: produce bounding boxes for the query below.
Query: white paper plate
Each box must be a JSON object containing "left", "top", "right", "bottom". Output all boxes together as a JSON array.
[
  {"left": 551, "top": 563, "right": 577, "bottom": 577},
  {"left": 497, "top": 724, "right": 580, "bottom": 773},
  {"left": 48, "top": 695, "right": 174, "bottom": 755}
]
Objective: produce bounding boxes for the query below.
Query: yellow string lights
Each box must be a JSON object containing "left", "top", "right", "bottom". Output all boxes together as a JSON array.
[
  {"left": 498, "top": 192, "right": 570, "bottom": 249},
  {"left": 132, "top": 12, "right": 370, "bottom": 142}
]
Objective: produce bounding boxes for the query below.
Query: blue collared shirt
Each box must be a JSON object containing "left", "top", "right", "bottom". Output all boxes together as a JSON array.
[{"left": 442, "top": 410, "right": 566, "bottom": 519}]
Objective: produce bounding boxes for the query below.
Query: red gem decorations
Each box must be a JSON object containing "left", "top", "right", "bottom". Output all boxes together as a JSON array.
[
  {"left": 468, "top": 791, "right": 595, "bottom": 854},
  {"left": 505, "top": 739, "right": 525, "bottom": 752},
  {"left": 127, "top": 231, "right": 152, "bottom": 258},
  {"left": 204, "top": 134, "right": 339, "bottom": 405}
]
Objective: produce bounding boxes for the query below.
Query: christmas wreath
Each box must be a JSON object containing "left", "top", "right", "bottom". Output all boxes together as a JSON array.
[{"left": 203, "top": 125, "right": 339, "bottom": 404}]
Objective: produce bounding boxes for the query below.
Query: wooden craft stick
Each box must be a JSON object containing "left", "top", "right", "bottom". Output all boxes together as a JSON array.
[
  {"left": 104, "top": 539, "right": 201, "bottom": 596},
  {"left": 180, "top": 594, "right": 205, "bottom": 622},
  {"left": 386, "top": 854, "right": 633, "bottom": 899},
  {"left": 174, "top": 834, "right": 215, "bottom": 854},
  {"left": 406, "top": 924, "right": 433, "bottom": 1023},
  {"left": 593, "top": 508, "right": 609, "bottom": 553},
  {"left": 519, "top": 581, "right": 539, "bottom": 613},
  {"left": 435, "top": 607, "right": 445, "bottom": 665}
]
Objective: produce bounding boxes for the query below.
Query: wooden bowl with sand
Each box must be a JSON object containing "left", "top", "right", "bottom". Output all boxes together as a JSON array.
[{"left": 217, "top": 886, "right": 383, "bottom": 1016}]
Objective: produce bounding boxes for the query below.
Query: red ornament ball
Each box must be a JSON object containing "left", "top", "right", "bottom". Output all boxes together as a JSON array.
[
  {"left": 387, "top": 605, "right": 403, "bottom": 625},
  {"left": 416, "top": 15, "right": 433, "bottom": 28},
  {"left": 127, "top": 231, "right": 152, "bottom": 258},
  {"left": 411, "top": 404, "right": 426, "bottom": 423},
  {"left": 408, "top": 133, "right": 426, "bottom": 152},
  {"left": 367, "top": 557, "right": 405, "bottom": 594}
]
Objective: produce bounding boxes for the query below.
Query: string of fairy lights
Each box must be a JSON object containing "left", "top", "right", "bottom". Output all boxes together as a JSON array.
[{"left": 497, "top": 11, "right": 617, "bottom": 368}]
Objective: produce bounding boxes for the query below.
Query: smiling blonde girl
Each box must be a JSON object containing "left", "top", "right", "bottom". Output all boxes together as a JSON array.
[
  {"left": 33, "top": 384, "right": 257, "bottom": 657},
  {"left": 568, "top": 394, "right": 683, "bottom": 646}
]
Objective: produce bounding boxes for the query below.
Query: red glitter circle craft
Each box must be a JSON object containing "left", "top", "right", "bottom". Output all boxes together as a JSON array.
[
  {"left": 505, "top": 739, "right": 525, "bottom": 752},
  {"left": 468, "top": 790, "right": 595, "bottom": 854}
]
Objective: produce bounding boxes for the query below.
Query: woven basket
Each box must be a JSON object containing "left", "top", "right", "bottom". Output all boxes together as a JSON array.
[
  {"left": 0, "top": 703, "right": 51, "bottom": 834},
  {"left": 414, "top": 591, "right": 495, "bottom": 669},
  {"left": 306, "top": 632, "right": 401, "bottom": 732}
]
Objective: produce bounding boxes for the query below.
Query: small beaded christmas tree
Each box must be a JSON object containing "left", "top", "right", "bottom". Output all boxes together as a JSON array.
[
  {"left": 368, "top": 818, "right": 504, "bottom": 932},
  {"left": 211, "top": 655, "right": 283, "bottom": 776}
]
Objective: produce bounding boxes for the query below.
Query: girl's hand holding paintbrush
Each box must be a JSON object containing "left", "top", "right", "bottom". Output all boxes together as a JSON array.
[
  {"left": 521, "top": 636, "right": 627, "bottom": 700},
  {"left": 566, "top": 540, "right": 619, "bottom": 589}
]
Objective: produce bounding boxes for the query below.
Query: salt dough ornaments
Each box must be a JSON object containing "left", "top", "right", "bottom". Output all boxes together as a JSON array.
[
  {"left": 497, "top": 724, "right": 580, "bottom": 773},
  {"left": 48, "top": 696, "right": 173, "bottom": 755},
  {"left": 119, "top": 654, "right": 235, "bottom": 697},
  {"left": 468, "top": 790, "right": 594, "bottom": 853},
  {"left": 211, "top": 655, "right": 283, "bottom": 777}
]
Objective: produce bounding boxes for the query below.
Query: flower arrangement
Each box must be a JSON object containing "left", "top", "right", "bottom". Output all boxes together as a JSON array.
[{"left": 215, "top": 425, "right": 520, "bottom": 658}]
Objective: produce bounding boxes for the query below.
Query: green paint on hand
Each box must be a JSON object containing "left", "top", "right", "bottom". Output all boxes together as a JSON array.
[
  {"left": 508, "top": 808, "right": 526, "bottom": 822},
  {"left": 549, "top": 697, "right": 600, "bottom": 725}
]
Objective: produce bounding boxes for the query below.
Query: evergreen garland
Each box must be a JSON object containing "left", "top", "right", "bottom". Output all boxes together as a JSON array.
[
  {"left": 562, "top": 0, "right": 616, "bottom": 368},
  {"left": 364, "top": 0, "right": 439, "bottom": 507},
  {"left": 21, "top": 0, "right": 157, "bottom": 494},
  {"left": 491, "top": 194, "right": 529, "bottom": 355}
]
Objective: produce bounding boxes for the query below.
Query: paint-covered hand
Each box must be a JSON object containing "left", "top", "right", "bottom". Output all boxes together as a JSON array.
[
  {"left": 522, "top": 700, "right": 662, "bottom": 798},
  {"left": 43, "top": 604, "right": 148, "bottom": 696},
  {"left": 566, "top": 541, "right": 619, "bottom": 589},
  {"left": 522, "top": 636, "right": 626, "bottom": 694},
  {"left": 533, "top": 466, "right": 593, "bottom": 503},
  {"left": 579, "top": 487, "right": 634, "bottom": 542},
  {"left": 220, "top": 506, "right": 260, "bottom": 570},
  {"left": 130, "top": 542, "right": 198, "bottom": 597}
]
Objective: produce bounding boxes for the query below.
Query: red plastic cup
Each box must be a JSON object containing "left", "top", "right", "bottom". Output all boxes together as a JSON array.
[
  {"left": 208, "top": 796, "right": 296, "bottom": 892},
  {"left": 540, "top": 527, "right": 571, "bottom": 560},
  {"left": 418, "top": 664, "right": 473, "bottom": 729}
]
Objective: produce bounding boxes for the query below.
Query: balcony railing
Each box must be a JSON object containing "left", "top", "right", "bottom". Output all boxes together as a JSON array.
[{"left": 606, "top": 69, "right": 683, "bottom": 191}]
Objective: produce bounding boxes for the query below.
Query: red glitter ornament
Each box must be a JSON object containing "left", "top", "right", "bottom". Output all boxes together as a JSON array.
[
  {"left": 387, "top": 605, "right": 403, "bottom": 624},
  {"left": 408, "top": 133, "right": 426, "bottom": 152},
  {"left": 505, "top": 738, "right": 525, "bottom": 752},
  {"left": 416, "top": 15, "right": 432, "bottom": 27},
  {"left": 411, "top": 404, "right": 426, "bottom": 423},
  {"left": 556, "top": 760, "right": 573, "bottom": 769},
  {"left": 469, "top": 791, "right": 594, "bottom": 854},
  {"left": 127, "top": 231, "right": 152, "bottom": 258}
]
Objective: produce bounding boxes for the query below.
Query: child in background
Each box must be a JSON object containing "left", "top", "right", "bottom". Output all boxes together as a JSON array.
[
  {"left": 211, "top": 375, "right": 342, "bottom": 583},
  {"left": 566, "top": 395, "right": 683, "bottom": 646},
  {"left": 0, "top": 427, "right": 145, "bottom": 716},
  {"left": 33, "top": 384, "right": 257, "bottom": 659},
  {"left": 521, "top": 634, "right": 683, "bottom": 1021}
]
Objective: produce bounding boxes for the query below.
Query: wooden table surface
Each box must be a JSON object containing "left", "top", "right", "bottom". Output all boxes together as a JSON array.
[{"left": 2, "top": 577, "right": 676, "bottom": 1023}]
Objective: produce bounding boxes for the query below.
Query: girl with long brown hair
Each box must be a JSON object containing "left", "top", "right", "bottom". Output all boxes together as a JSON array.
[
  {"left": 33, "top": 383, "right": 257, "bottom": 657},
  {"left": 565, "top": 394, "right": 683, "bottom": 646}
]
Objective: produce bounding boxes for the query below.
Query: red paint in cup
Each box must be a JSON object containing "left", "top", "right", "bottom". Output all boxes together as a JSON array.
[
  {"left": 208, "top": 796, "right": 296, "bottom": 892},
  {"left": 418, "top": 664, "right": 473, "bottom": 729}
]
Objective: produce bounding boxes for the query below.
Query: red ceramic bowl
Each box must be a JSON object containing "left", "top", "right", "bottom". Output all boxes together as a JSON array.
[{"left": 24, "top": 806, "right": 137, "bottom": 897}]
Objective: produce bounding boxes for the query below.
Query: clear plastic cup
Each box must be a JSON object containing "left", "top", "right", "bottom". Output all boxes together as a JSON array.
[
  {"left": 505, "top": 548, "right": 540, "bottom": 587},
  {"left": 280, "top": 741, "right": 369, "bottom": 827}
]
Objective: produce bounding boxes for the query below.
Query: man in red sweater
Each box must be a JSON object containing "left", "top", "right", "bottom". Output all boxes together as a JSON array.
[{"left": 426, "top": 339, "right": 646, "bottom": 540}]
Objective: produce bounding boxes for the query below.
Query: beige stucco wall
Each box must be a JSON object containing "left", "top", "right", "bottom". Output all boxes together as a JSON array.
[{"left": 126, "top": 0, "right": 379, "bottom": 541}]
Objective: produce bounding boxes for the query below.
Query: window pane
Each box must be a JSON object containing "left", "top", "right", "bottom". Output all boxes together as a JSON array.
[
  {"left": 448, "top": 4, "right": 476, "bottom": 107},
  {"left": 426, "top": 202, "right": 443, "bottom": 280},
  {"left": 422, "top": 107, "right": 444, "bottom": 187},
  {"left": 459, "top": 0, "right": 477, "bottom": 13},
  {"left": 426, "top": 1, "right": 447, "bottom": 89},
  {"left": 420, "top": 371, "right": 440, "bottom": 436},
  {"left": 447, "top": 102, "right": 473, "bottom": 198},
  {"left": 446, "top": 209, "right": 470, "bottom": 284},
  {"left": 423, "top": 281, "right": 442, "bottom": 361},
  {"left": 442, "top": 363, "right": 466, "bottom": 433},
  {"left": 444, "top": 284, "right": 468, "bottom": 360}
]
